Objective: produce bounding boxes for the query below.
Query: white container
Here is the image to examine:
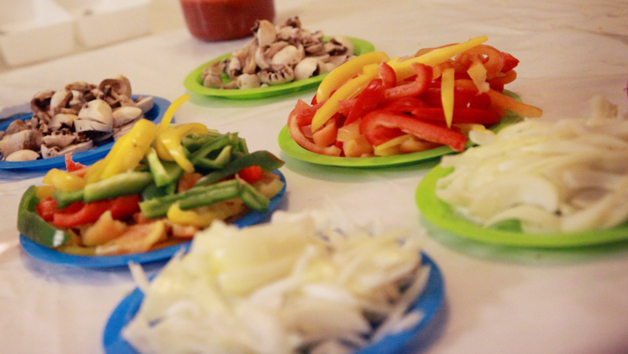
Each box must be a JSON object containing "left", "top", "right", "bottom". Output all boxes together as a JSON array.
[
  {"left": 0, "top": 0, "right": 75, "bottom": 66},
  {"left": 55, "top": 0, "right": 150, "bottom": 48}
]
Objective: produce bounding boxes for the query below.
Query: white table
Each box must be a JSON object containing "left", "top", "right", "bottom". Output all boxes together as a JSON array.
[{"left": 1, "top": 0, "right": 627, "bottom": 353}]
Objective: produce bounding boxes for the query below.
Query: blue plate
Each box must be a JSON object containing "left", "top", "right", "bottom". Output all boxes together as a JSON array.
[
  {"left": 0, "top": 95, "right": 171, "bottom": 170},
  {"left": 102, "top": 251, "right": 444, "bottom": 354},
  {"left": 19, "top": 171, "right": 286, "bottom": 268}
]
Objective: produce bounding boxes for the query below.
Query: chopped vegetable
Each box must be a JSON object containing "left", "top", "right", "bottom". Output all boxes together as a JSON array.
[
  {"left": 288, "top": 36, "right": 543, "bottom": 158},
  {"left": 122, "top": 205, "right": 429, "bottom": 354},
  {"left": 436, "top": 96, "right": 628, "bottom": 233}
]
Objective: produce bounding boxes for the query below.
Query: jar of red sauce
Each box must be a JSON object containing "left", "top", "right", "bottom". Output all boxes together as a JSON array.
[{"left": 179, "top": 0, "right": 275, "bottom": 41}]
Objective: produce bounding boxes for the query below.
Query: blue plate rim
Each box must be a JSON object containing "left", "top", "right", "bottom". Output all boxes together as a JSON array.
[
  {"left": 19, "top": 170, "right": 287, "bottom": 268},
  {"left": 102, "top": 251, "right": 444, "bottom": 354},
  {"left": 0, "top": 95, "right": 171, "bottom": 170}
]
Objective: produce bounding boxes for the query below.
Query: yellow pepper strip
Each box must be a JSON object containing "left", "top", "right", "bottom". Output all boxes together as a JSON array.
[
  {"left": 89, "top": 119, "right": 158, "bottom": 182},
  {"left": 159, "top": 94, "right": 191, "bottom": 132},
  {"left": 389, "top": 35, "right": 488, "bottom": 81},
  {"left": 157, "top": 123, "right": 209, "bottom": 172},
  {"left": 441, "top": 67, "right": 455, "bottom": 128},
  {"left": 42, "top": 168, "right": 86, "bottom": 192},
  {"left": 311, "top": 63, "right": 379, "bottom": 132},
  {"left": 167, "top": 202, "right": 215, "bottom": 228},
  {"left": 84, "top": 159, "right": 105, "bottom": 184},
  {"left": 316, "top": 51, "right": 390, "bottom": 103}
]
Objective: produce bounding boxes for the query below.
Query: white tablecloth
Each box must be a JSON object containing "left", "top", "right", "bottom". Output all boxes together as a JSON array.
[{"left": 1, "top": 0, "right": 627, "bottom": 353}]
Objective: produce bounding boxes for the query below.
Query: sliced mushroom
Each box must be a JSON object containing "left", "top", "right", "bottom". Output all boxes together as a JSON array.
[
  {"left": 258, "top": 65, "right": 295, "bottom": 85},
  {"left": 41, "top": 140, "right": 93, "bottom": 159},
  {"left": 0, "top": 129, "right": 43, "bottom": 158},
  {"left": 78, "top": 99, "right": 113, "bottom": 128},
  {"left": 5, "top": 149, "right": 39, "bottom": 161},
  {"left": 42, "top": 130, "right": 77, "bottom": 148},
  {"left": 112, "top": 106, "right": 143, "bottom": 128},
  {"left": 271, "top": 45, "right": 304, "bottom": 66},
  {"left": 4, "top": 120, "right": 29, "bottom": 135},
  {"left": 294, "top": 57, "right": 322, "bottom": 80},
  {"left": 134, "top": 96, "right": 154, "bottom": 115},
  {"left": 49, "top": 113, "right": 78, "bottom": 131},
  {"left": 49, "top": 89, "right": 73, "bottom": 113},
  {"left": 236, "top": 74, "right": 261, "bottom": 89},
  {"left": 255, "top": 20, "right": 277, "bottom": 47}
]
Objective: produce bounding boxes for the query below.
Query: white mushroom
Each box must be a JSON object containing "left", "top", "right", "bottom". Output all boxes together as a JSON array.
[
  {"left": 112, "top": 106, "right": 142, "bottom": 128},
  {"left": 236, "top": 74, "right": 261, "bottom": 89},
  {"left": 5, "top": 149, "right": 39, "bottom": 162},
  {"left": 0, "top": 129, "right": 43, "bottom": 158},
  {"left": 255, "top": 20, "right": 277, "bottom": 47},
  {"left": 42, "top": 130, "right": 76, "bottom": 148},
  {"left": 78, "top": 99, "right": 113, "bottom": 128},
  {"left": 271, "top": 45, "right": 305, "bottom": 67},
  {"left": 329, "top": 35, "right": 355, "bottom": 56},
  {"left": 134, "top": 96, "right": 154, "bottom": 115},
  {"left": 294, "top": 57, "right": 322, "bottom": 80},
  {"left": 49, "top": 89, "right": 72, "bottom": 112},
  {"left": 49, "top": 113, "right": 78, "bottom": 131},
  {"left": 258, "top": 65, "right": 295, "bottom": 85},
  {"left": 41, "top": 140, "right": 93, "bottom": 159}
]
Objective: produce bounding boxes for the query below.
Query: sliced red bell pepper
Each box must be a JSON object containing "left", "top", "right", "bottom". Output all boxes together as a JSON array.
[
  {"left": 344, "top": 78, "right": 385, "bottom": 126},
  {"left": 108, "top": 194, "right": 141, "bottom": 219},
  {"left": 288, "top": 100, "right": 341, "bottom": 156},
  {"left": 382, "top": 63, "right": 432, "bottom": 103},
  {"left": 378, "top": 62, "right": 397, "bottom": 88},
  {"left": 382, "top": 97, "right": 429, "bottom": 114},
  {"left": 420, "top": 87, "right": 492, "bottom": 109},
  {"left": 500, "top": 52, "right": 519, "bottom": 72},
  {"left": 338, "top": 98, "right": 357, "bottom": 116},
  {"left": 35, "top": 197, "right": 58, "bottom": 222},
  {"left": 53, "top": 199, "right": 113, "bottom": 228},
  {"left": 410, "top": 107, "right": 501, "bottom": 125},
  {"left": 360, "top": 110, "right": 467, "bottom": 151},
  {"left": 65, "top": 153, "right": 87, "bottom": 172}
]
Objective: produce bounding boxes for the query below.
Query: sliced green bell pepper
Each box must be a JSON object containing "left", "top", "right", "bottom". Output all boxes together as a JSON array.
[{"left": 18, "top": 186, "right": 70, "bottom": 248}]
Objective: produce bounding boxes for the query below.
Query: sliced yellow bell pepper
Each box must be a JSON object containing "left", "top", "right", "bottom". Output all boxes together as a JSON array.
[
  {"left": 167, "top": 202, "right": 216, "bottom": 228},
  {"left": 156, "top": 123, "right": 209, "bottom": 172},
  {"left": 389, "top": 35, "right": 488, "bottom": 81},
  {"left": 316, "top": 51, "right": 390, "bottom": 103},
  {"left": 159, "top": 94, "right": 191, "bottom": 132},
  {"left": 42, "top": 169, "right": 86, "bottom": 192},
  {"left": 311, "top": 63, "right": 379, "bottom": 131},
  {"left": 36, "top": 185, "right": 55, "bottom": 199},
  {"left": 88, "top": 119, "right": 158, "bottom": 183},
  {"left": 441, "top": 67, "right": 455, "bottom": 128}
]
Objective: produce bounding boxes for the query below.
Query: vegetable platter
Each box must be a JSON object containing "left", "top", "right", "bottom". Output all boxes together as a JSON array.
[{"left": 16, "top": 95, "right": 287, "bottom": 265}]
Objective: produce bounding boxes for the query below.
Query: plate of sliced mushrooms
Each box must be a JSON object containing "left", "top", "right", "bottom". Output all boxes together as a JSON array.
[
  {"left": 183, "top": 17, "right": 375, "bottom": 100},
  {"left": 0, "top": 75, "right": 170, "bottom": 170}
]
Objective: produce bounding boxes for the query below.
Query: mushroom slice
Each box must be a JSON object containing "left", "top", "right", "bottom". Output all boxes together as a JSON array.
[
  {"left": 78, "top": 99, "right": 114, "bottom": 128},
  {"left": 74, "top": 119, "right": 113, "bottom": 134},
  {"left": 258, "top": 65, "right": 295, "bottom": 85},
  {"left": 294, "top": 57, "right": 322, "bottom": 80},
  {"left": 5, "top": 149, "right": 39, "bottom": 162},
  {"left": 134, "top": 96, "right": 154, "bottom": 115},
  {"left": 42, "top": 130, "right": 77, "bottom": 148},
  {"left": 113, "top": 106, "right": 143, "bottom": 128},
  {"left": 0, "top": 129, "right": 43, "bottom": 157},
  {"left": 30, "top": 90, "right": 54, "bottom": 115},
  {"left": 255, "top": 20, "right": 277, "bottom": 47},
  {"left": 49, "top": 113, "right": 78, "bottom": 131},
  {"left": 4, "top": 120, "right": 29, "bottom": 135},
  {"left": 236, "top": 74, "right": 261, "bottom": 89},
  {"left": 41, "top": 140, "right": 94, "bottom": 159},
  {"left": 271, "top": 45, "right": 304, "bottom": 67}
]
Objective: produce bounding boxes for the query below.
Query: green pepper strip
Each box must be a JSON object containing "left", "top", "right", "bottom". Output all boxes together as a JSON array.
[
  {"left": 194, "top": 151, "right": 284, "bottom": 187},
  {"left": 18, "top": 186, "right": 70, "bottom": 248},
  {"left": 147, "top": 147, "right": 183, "bottom": 188},
  {"left": 239, "top": 183, "right": 270, "bottom": 212},
  {"left": 83, "top": 172, "right": 153, "bottom": 203},
  {"left": 53, "top": 188, "right": 84, "bottom": 209},
  {"left": 140, "top": 179, "right": 241, "bottom": 218},
  {"left": 195, "top": 145, "right": 232, "bottom": 170},
  {"left": 189, "top": 134, "right": 234, "bottom": 164}
]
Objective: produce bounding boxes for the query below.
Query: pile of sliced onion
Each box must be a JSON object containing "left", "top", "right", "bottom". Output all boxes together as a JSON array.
[
  {"left": 123, "top": 203, "right": 428, "bottom": 354},
  {"left": 436, "top": 95, "right": 628, "bottom": 233}
]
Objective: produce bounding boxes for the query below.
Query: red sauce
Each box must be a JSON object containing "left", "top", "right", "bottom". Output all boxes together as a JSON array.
[{"left": 180, "top": 0, "right": 275, "bottom": 41}]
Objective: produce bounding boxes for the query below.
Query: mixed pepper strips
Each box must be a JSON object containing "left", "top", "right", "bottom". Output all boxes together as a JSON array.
[
  {"left": 290, "top": 35, "right": 543, "bottom": 157},
  {"left": 17, "top": 97, "right": 285, "bottom": 256}
]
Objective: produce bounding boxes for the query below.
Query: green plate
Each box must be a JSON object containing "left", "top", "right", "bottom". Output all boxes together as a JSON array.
[
  {"left": 415, "top": 165, "right": 628, "bottom": 247},
  {"left": 183, "top": 37, "right": 375, "bottom": 100},
  {"left": 278, "top": 91, "right": 522, "bottom": 168}
]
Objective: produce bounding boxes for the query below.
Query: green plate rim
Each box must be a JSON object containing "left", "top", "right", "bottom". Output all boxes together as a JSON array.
[
  {"left": 183, "top": 37, "right": 375, "bottom": 100},
  {"left": 278, "top": 91, "right": 522, "bottom": 168},
  {"left": 415, "top": 165, "right": 628, "bottom": 248}
]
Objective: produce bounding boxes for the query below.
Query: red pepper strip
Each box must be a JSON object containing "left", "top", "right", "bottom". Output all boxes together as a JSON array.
[
  {"left": 455, "top": 79, "right": 543, "bottom": 118},
  {"left": 362, "top": 125, "right": 405, "bottom": 146},
  {"left": 108, "top": 194, "right": 141, "bottom": 220},
  {"left": 65, "top": 153, "right": 87, "bottom": 172},
  {"left": 420, "top": 87, "right": 492, "bottom": 109},
  {"left": 500, "top": 52, "right": 519, "bottom": 72},
  {"left": 378, "top": 62, "right": 396, "bottom": 88},
  {"left": 53, "top": 199, "right": 113, "bottom": 228},
  {"left": 382, "top": 63, "right": 432, "bottom": 103},
  {"left": 288, "top": 101, "right": 341, "bottom": 156},
  {"left": 344, "top": 79, "right": 385, "bottom": 126},
  {"left": 360, "top": 110, "right": 467, "bottom": 151},
  {"left": 410, "top": 107, "right": 501, "bottom": 125},
  {"left": 292, "top": 100, "right": 325, "bottom": 127},
  {"left": 338, "top": 98, "right": 357, "bottom": 116},
  {"left": 487, "top": 70, "right": 517, "bottom": 92},
  {"left": 35, "top": 197, "right": 58, "bottom": 222},
  {"left": 382, "top": 97, "right": 429, "bottom": 114}
]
